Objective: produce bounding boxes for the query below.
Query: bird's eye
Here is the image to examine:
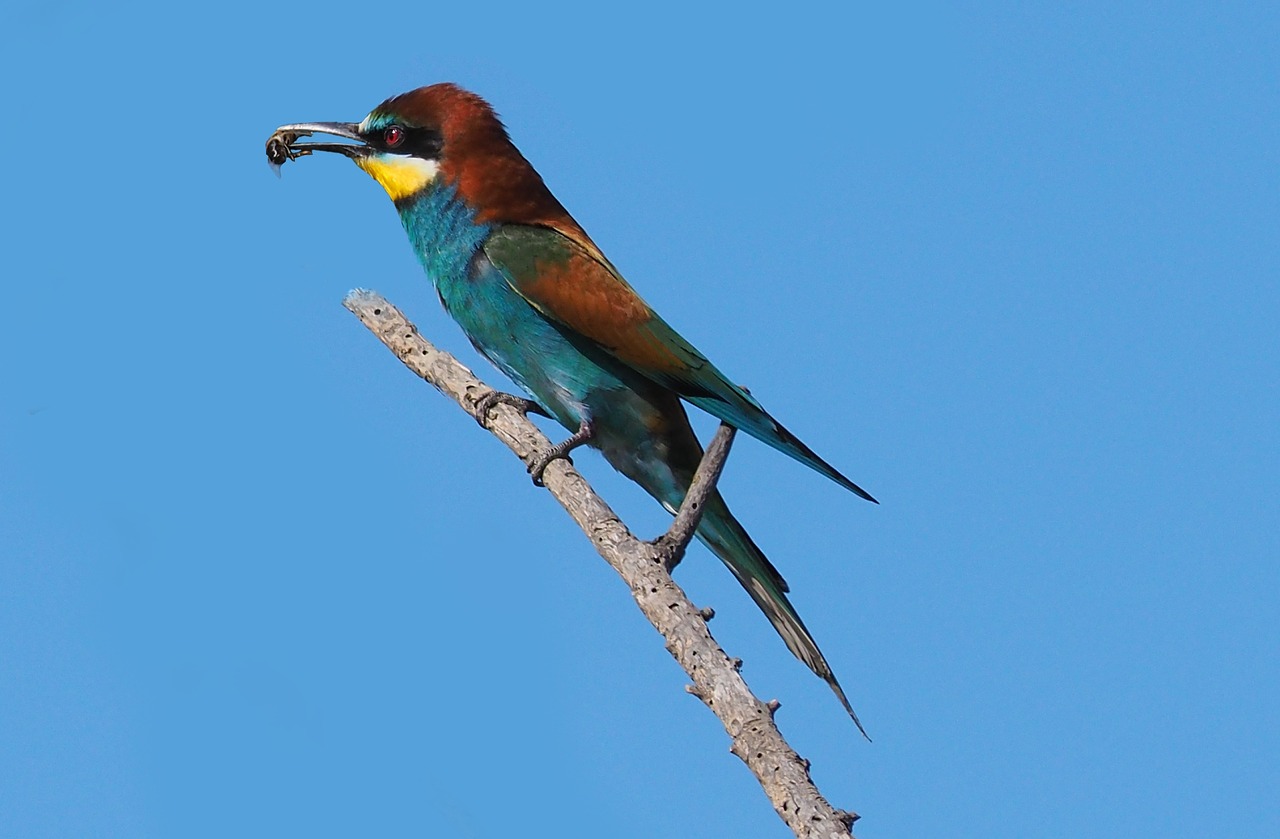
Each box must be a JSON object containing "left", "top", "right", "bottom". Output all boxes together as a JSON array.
[{"left": 383, "top": 125, "right": 405, "bottom": 148}]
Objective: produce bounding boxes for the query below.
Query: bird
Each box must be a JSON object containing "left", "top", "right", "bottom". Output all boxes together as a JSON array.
[{"left": 268, "top": 84, "right": 876, "bottom": 733}]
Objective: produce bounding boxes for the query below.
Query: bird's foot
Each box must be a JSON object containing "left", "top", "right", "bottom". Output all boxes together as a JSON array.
[
  {"left": 529, "top": 419, "right": 596, "bottom": 486},
  {"left": 472, "top": 390, "right": 549, "bottom": 427}
]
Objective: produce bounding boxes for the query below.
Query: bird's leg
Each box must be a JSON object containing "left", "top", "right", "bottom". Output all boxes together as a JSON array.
[
  {"left": 652, "top": 423, "right": 737, "bottom": 573},
  {"left": 529, "top": 418, "right": 596, "bottom": 486},
  {"left": 472, "top": 390, "right": 550, "bottom": 428}
]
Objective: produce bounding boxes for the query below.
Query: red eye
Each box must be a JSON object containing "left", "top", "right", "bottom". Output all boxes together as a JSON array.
[{"left": 383, "top": 125, "right": 405, "bottom": 148}]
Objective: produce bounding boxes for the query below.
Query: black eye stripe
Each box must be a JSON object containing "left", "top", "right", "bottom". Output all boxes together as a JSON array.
[{"left": 366, "top": 125, "right": 444, "bottom": 159}]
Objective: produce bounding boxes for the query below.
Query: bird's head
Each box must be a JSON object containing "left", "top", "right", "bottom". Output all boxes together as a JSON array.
[{"left": 268, "top": 83, "right": 578, "bottom": 231}]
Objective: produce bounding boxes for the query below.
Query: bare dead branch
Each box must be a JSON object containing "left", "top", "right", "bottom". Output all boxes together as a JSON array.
[
  {"left": 652, "top": 422, "right": 737, "bottom": 572},
  {"left": 342, "top": 289, "right": 858, "bottom": 839}
]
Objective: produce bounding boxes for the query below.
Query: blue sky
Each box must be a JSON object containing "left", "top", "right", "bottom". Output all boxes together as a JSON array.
[{"left": 2, "top": 3, "right": 1276, "bottom": 837}]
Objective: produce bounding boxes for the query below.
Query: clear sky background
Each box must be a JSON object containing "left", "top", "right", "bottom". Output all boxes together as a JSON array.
[{"left": 2, "top": 3, "right": 1276, "bottom": 837}]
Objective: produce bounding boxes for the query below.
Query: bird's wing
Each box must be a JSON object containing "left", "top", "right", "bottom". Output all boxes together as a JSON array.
[
  {"left": 482, "top": 224, "right": 876, "bottom": 501},
  {"left": 483, "top": 224, "right": 716, "bottom": 390}
]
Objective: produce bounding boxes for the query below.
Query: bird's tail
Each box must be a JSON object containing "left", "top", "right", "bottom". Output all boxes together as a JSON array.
[
  {"left": 683, "top": 393, "right": 879, "bottom": 505},
  {"left": 696, "top": 495, "right": 868, "bottom": 738}
]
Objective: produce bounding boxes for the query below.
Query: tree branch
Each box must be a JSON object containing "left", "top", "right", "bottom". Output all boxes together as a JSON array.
[
  {"left": 652, "top": 422, "right": 736, "bottom": 573},
  {"left": 342, "top": 289, "right": 858, "bottom": 839}
]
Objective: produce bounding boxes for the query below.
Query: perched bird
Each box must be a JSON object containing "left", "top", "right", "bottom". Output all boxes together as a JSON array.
[{"left": 269, "top": 84, "right": 876, "bottom": 732}]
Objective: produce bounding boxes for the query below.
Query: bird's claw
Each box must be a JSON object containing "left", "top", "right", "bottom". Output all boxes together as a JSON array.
[
  {"left": 529, "top": 451, "right": 571, "bottom": 487},
  {"left": 472, "top": 390, "right": 548, "bottom": 427},
  {"left": 526, "top": 418, "right": 596, "bottom": 487}
]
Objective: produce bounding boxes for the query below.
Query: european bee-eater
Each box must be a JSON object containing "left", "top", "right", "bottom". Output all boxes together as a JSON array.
[{"left": 269, "top": 84, "right": 876, "bottom": 732}]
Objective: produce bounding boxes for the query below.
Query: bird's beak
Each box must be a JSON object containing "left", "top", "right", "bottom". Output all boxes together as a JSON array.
[{"left": 266, "top": 122, "right": 369, "bottom": 168}]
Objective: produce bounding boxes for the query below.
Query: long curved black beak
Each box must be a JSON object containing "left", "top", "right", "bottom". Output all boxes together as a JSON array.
[{"left": 266, "top": 122, "right": 368, "bottom": 169}]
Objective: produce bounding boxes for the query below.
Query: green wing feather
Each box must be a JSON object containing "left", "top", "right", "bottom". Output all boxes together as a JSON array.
[{"left": 483, "top": 225, "right": 876, "bottom": 502}]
